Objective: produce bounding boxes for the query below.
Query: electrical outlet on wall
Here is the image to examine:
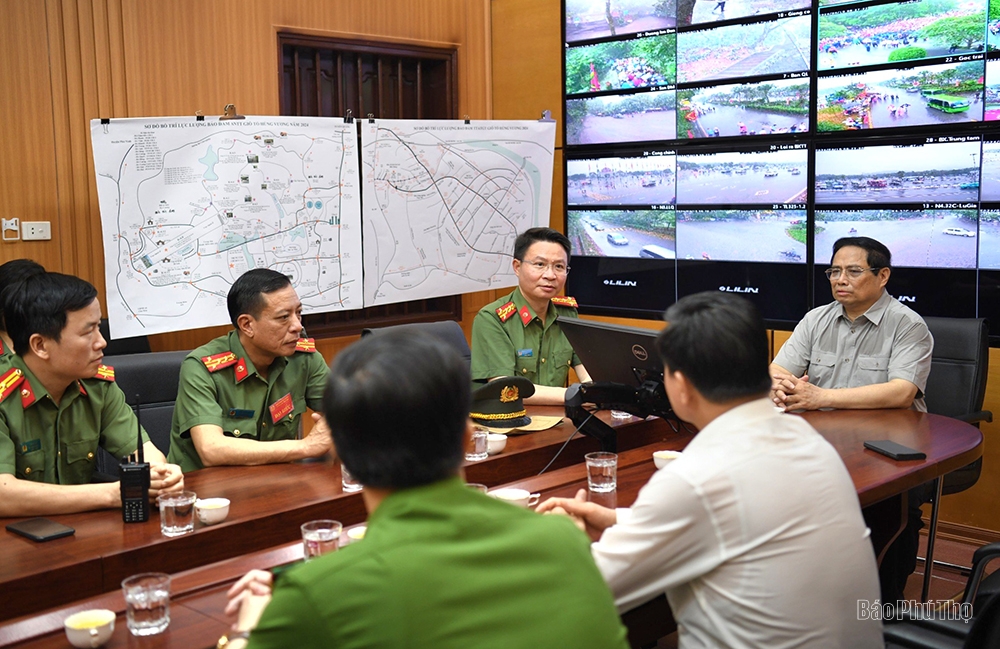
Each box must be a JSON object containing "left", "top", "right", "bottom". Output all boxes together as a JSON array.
[{"left": 21, "top": 221, "right": 52, "bottom": 241}]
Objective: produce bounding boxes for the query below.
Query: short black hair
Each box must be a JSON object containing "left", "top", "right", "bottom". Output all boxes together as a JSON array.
[
  {"left": 0, "top": 259, "right": 45, "bottom": 332},
  {"left": 322, "top": 329, "right": 470, "bottom": 490},
  {"left": 4, "top": 272, "right": 99, "bottom": 355},
  {"left": 513, "top": 227, "right": 571, "bottom": 260},
  {"left": 832, "top": 237, "right": 892, "bottom": 271},
  {"left": 226, "top": 269, "right": 292, "bottom": 327},
  {"left": 655, "top": 292, "right": 770, "bottom": 403}
]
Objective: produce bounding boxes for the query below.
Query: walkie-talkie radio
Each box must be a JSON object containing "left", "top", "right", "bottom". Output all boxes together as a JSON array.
[{"left": 120, "top": 394, "right": 151, "bottom": 523}]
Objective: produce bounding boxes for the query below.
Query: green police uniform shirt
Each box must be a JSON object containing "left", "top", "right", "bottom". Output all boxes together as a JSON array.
[
  {"left": 470, "top": 287, "right": 582, "bottom": 387},
  {"left": 167, "top": 331, "right": 329, "bottom": 472},
  {"left": 247, "top": 477, "right": 630, "bottom": 649},
  {"left": 0, "top": 356, "right": 150, "bottom": 484}
]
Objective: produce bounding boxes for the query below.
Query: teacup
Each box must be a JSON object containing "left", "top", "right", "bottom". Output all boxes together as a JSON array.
[
  {"left": 487, "top": 433, "right": 508, "bottom": 455},
  {"left": 195, "top": 497, "right": 231, "bottom": 525},
  {"left": 489, "top": 488, "right": 539, "bottom": 507},
  {"left": 346, "top": 525, "right": 367, "bottom": 544},
  {"left": 64, "top": 609, "right": 115, "bottom": 648},
  {"left": 653, "top": 450, "right": 682, "bottom": 469}
]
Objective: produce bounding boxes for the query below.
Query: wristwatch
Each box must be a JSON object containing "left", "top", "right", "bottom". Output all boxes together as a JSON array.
[{"left": 217, "top": 630, "right": 251, "bottom": 648}]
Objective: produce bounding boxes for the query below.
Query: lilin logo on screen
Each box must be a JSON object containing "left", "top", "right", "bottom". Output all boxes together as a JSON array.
[
  {"left": 719, "top": 286, "right": 759, "bottom": 294},
  {"left": 604, "top": 279, "right": 638, "bottom": 287}
]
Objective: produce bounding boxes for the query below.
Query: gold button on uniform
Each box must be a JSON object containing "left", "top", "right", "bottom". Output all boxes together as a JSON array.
[
  {"left": 233, "top": 429, "right": 241, "bottom": 436},
  {"left": 24, "top": 467, "right": 31, "bottom": 475},
  {"left": 87, "top": 452, "right": 94, "bottom": 459},
  {"left": 521, "top": 368, "right": 527, "bottom": 374},
  {"left": 541, "top": 358, "right": 546, "bottom": 363}
]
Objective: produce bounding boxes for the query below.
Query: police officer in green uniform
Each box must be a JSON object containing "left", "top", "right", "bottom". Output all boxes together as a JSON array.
[
  {"left": 471, "top": 227, "right": 591, "bottom": 406},
  {"left": 221, "top": 330, "right": 629, "bottom": 649},
  {"left": 167, "top": 269, "right": 332, "bottom": 472},
  {"left": 0, "top": 258, "right": 46, "bottom": 366},
  {"left": 0, "top": 272, "right": 183, "bottom": 517}
]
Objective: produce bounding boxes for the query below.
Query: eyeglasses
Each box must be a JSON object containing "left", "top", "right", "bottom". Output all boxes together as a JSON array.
[
  {"left": 522, "top": 260, "right": 570, "bottom": 276},
  {"left": 824, "top": 266, "right": 881, "bottom": 280}
]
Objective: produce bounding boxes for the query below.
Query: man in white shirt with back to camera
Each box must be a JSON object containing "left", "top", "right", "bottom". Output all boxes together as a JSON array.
[{"left": 538, "top": 292, "right": 882, "bottom": 649}]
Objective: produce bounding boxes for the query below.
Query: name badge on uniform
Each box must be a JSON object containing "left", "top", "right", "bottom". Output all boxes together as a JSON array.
[
  {"left": 228, "top": 408, "right": 255, "bottom": 418},
  {"left": 269, "top": 393, "right": 295, "bottom": 423},
  {"left": 517, "top": 349, "right": 534, "bottom": 358},
  {"left": 19, "top": 439, "right": 42, "bottom": 454}
]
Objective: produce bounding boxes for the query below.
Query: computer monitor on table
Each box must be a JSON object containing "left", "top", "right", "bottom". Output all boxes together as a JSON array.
[{"left": 558, "top": 317, "right": 665, "bottom": 387}]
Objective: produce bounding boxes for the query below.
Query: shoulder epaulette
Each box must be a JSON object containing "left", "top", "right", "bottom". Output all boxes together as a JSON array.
[
  {"left": 495, "top": 302, "right": 517, "bottom": 323},
  {"left": 201, "top": 351, "right": 238, "bottom": 373},
  {"left": 0, "top": 367, "right": 25, "bottom": 404},
  {"left": 94, "top": 364, "right": 115, "bottom": 381},
  {"left": 295, "top": 338, "right": 317, "bottom": 353},
  {"left": 551, "top": 295, "right": 579, "bottom": 309}
]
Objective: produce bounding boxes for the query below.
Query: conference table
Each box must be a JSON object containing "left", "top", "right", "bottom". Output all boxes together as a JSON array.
[{"left": 0, "top": 407, "right": 982, "bottom": 648}]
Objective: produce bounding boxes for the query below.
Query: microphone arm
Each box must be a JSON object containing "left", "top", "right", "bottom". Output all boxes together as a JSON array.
[{"left": 564, "top": 381, "right": 676, "bottom": 453}]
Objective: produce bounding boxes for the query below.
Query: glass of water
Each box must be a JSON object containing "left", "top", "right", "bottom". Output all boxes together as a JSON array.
[
  {"left": 585, "top": 452, "right": 618, "bottom": 493},
  {"left": 121, "top": 572, "right": 171, "bottom": 636},
  {"left": 301, "top": 519, "right": 342, "bottom": 560},
  {"left": 465, "top": 428, "right": 489, "bottom": 461},
  {"left": 341, "top": 463, "right": 363, "bottom": 493},
  {"left": 157, "top": 490, "right": 197, "bottom": 537}
]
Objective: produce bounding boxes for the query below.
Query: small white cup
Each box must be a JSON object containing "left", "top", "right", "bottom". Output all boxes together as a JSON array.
[
  {"left": 653, "top": 450, "right": 682, "bottom": 469},
  {"left": 489, "top": 487, "right": 540, "bottom": 508},
  {"left": 346, "top": 525, "right": 367, "bottom": 544},
  {"left": 195, "top": 497, "right": 230, "bottom": 525},
  {"left": 487, "top": 433, "right": 508, "bottom": 455},
  {"left": 64, "top": 609, "right": 115, "bottom": 648}
]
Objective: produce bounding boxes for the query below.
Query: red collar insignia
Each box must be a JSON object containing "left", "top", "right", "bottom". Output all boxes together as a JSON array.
[
  {"left": 94, "top": 365, "right": 115, "bottom": 381},
  {"left": 0, "top": 367, "right": 25, "bottom": 405},
  {"left": 295, "top": 338, "right": 316, "bottom": 353},
  {"left": 519, "top": 305, "right": 533, "bottom": 326},
  {"left": 234, "top": 358, "right": 249, "bottom": 383}
]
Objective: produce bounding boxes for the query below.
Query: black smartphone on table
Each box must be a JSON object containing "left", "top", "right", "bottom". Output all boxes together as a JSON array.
[
  {"left": 5, "top": 518, "right": 76, "bottom": 542},
  {"left": 864, "top": 440, "right": 926, "bottom": 461}
]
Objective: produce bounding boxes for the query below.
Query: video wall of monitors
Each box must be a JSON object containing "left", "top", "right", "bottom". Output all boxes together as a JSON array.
[{"left": 562, "top": 0, "right": 1000, "bottom": 340}]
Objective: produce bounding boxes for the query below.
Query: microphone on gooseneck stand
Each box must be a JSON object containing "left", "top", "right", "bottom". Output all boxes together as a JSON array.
[{"left": 119, "top": 393, "right": 151, "bottom": 523}]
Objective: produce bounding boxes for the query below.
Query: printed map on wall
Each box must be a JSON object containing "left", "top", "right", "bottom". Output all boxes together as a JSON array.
[
  {"left": 360, "top": 119, "right": 556, "bottom": 306},
  {"left": 91, "top": 117, "right": 362, "bottom": 338}
]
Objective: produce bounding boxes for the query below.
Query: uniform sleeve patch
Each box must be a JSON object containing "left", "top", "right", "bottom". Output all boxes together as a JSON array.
[
  {"left": 495, "top": 302, "right": 517, "bottom": 323},
  {"left": 201, "top": 351, "right": 238, "bottom": 373}
]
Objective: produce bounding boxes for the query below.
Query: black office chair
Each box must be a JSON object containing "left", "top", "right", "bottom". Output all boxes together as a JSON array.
[
  {"left": 919, "top": 317, "right": 992, "bottom": 601},
  {"left": 361, "top": 320, "right": 471, "bottom": 367},
  {"left": 94, "top": 350, "right": 190, "bottom": 475},
  {"left": 885, "top": 542, "right": 1000, "bottom": 648},
  {"left": 99, "top": 318, "right": 151, "bottom": 356}
]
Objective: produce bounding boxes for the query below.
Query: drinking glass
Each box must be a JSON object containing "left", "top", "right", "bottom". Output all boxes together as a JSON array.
[
  {"left": 585, "top": 452, "right": 618, "bottom": 493},
  {"left": 301, "top": 520, "right": 342, "bottom": 560},
  {"left": 157, "top": 491, "right": 196, "bottom": 537},
  {"left": 465, "top": 429, "right": 489, "bottom": 461},
  {"left": 341, "top": 464, "right": 363, "bottom": 492},
  {"left": 121, "top": 573, "right": 170, "bottom": 636}
]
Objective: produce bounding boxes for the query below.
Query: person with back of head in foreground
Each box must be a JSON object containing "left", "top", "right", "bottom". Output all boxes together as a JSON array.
[
  {"left": 167, "top": 268, "right": 332, "bottom": 472},
  {"left": 0, "top": 258, "right": 46, "bottom": 363},
  {"left": 221, "top": 330, "right": 629, "bottom": 649},
  {"left": 537, "top": 292, "right": 882, "bottom": 649},
  {"left": 0, "top": 272, "right": 183, "bottom": 517},
  {"left": 470, "top": 227, "right": 591, "bottom": 405},
  {"left": 769, "top": 237, "right": 932, "bottom": 605}
]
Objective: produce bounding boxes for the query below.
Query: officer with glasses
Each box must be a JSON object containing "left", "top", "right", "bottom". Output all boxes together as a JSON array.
[
  {"left": 471, "top": 227, "right": 591, "bottom": 406},
  {"left": 769, "top": 236, "right": 932, "bottom": 604}
]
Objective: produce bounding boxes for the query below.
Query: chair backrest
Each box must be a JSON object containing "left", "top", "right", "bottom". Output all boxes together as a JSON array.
[
  {"left": 100, "top": 319, "right": 151, "bottom": 356},
  {"left": 95, "top": 350, "right": 190, "bottom": 475},
  {"left": 922, "top": 317, "right": 989, "bottom": 419},
  {"left": 361, "top": 320, "right": 471, "bottom": 366}
]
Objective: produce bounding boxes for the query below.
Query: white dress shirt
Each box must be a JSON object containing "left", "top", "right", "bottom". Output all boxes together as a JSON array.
[{"left": 592, "top": 398, "right": 883, "bottom": 648}]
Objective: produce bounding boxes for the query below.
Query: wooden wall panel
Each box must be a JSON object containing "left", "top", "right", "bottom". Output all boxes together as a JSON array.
[{"left": 0, "top": 0, "right": 62, "bottom": 267}]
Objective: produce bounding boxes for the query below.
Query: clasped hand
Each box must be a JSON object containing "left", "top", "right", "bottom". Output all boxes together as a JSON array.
[{"left": 770, "top": 372, "right": 826, "bottom": 411}]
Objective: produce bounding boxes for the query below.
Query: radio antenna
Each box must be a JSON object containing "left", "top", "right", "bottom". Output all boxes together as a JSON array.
[{"left": 135, "top": 393, "right": 144, "bottom": 464}]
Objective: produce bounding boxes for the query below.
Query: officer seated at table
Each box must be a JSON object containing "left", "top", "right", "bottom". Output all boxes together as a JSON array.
[
  {"left": 471, "top": 227, "right": 591, "bottom": 406},
  {"left": 167, "top": 268, "right": 332, "bottom": 472},
  {"left": 0, "top": 258, "right": 45, "bottom": 364},
  {"left": 0, "top": 272, "right": 184, "bottom": 517},
  {"left": 221, "top": 330, "right": 629, "bottom": 649}
]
